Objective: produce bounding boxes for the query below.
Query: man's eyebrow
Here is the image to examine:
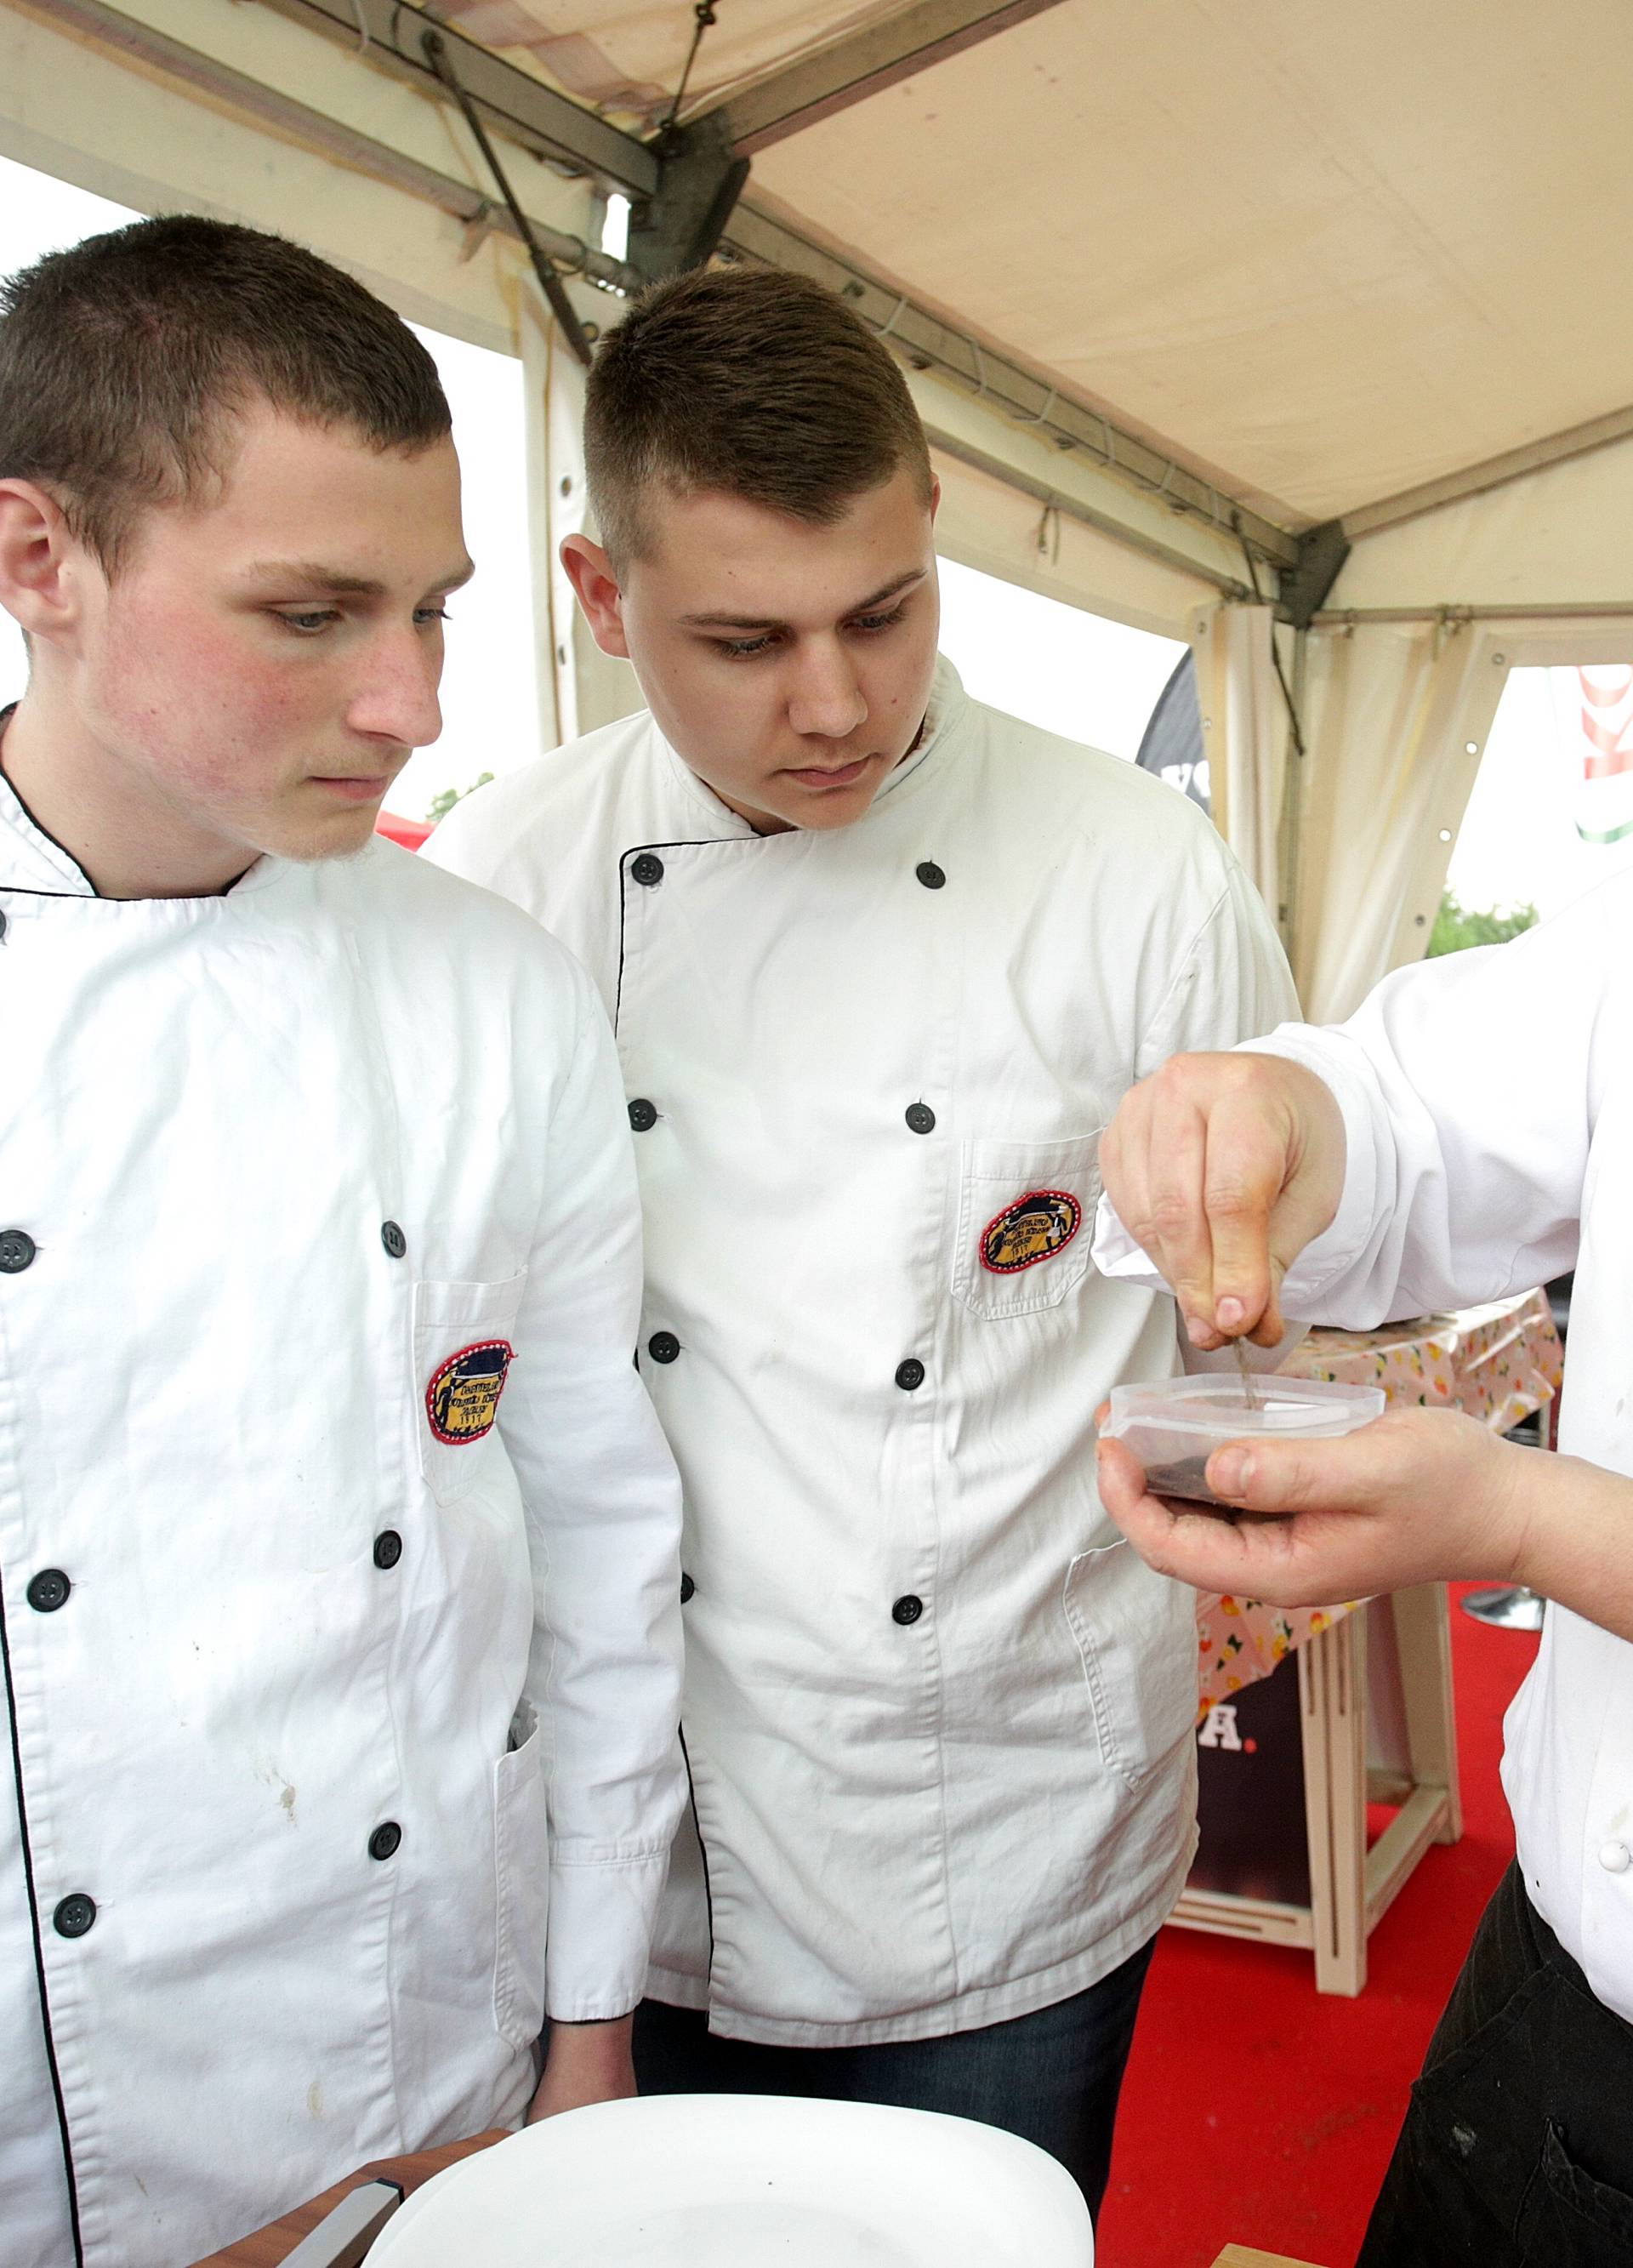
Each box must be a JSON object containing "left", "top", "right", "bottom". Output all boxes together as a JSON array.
[
  {"left": 679, "top": 567, "right": 927, "bottom": 630},
  {"left": 241, "top": 557, "right": 476, "bottom": 596}
]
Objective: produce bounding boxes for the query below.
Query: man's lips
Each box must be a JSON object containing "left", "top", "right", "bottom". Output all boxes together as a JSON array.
[
  {"left": 782, "top": 755, "right": 873, "bottom": 789},
  {"left": 309, "top": 772, "right": 396, "bottom": 803}
]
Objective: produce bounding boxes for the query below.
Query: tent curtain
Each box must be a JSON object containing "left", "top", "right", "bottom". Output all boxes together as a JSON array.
[
  {"left": 1290, "top": 618, "right": 1511, "bottom": 1021},
  {"left": 1189, "top": 601, "right": 1285, "bottom": 913}
]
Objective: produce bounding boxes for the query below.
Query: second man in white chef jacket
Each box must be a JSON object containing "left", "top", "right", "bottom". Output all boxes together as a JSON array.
[{"left": 429, "top": 265, "right": 1296, "bottom": 2214}]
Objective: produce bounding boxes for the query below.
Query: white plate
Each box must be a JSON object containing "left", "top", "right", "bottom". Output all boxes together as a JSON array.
[{"left": 371, "top": 2094, "right": 1093, "bottom": 2267}]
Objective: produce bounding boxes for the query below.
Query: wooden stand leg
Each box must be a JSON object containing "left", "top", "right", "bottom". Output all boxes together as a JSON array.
[
  {"left": 1389, "top": 1581, "right": 1463, "bottom": 1843},
  {"left": 1299, "top": 1616, "right": 1368, "bottom": 1997}
]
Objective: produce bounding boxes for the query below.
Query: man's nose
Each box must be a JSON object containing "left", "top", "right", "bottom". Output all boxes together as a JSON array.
[
  {"left": 787, "top": 641, "right": 868, "bottom": 740},
  {"left": 347, "top": 630, "right": 444, "bottom": 751}
]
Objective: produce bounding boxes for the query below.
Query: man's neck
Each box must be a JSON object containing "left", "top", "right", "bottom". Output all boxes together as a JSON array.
[{"left": 0, "top": 688, "right": 251, "bottom": 899}]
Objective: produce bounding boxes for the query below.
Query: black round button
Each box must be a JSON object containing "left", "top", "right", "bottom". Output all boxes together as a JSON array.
[
  {"left": 647, "top": 1331, "right": 680, "bottom": 1365},
  {"left": 629, "top": 1099, "right": 658, "bottom": 1132},
  {"left": 894, "top": 1359, "right": 925, "bottom": 1393},
  {"left": 891, "top": 1594, "right": 925, "bottom": 1627},
  {"left": 26, "top": 1569, "right": 71, "bottom": 1614},
  {"left": 380, "top": 1221, "right": 407, "bottom": 1260},
  {"left": 0, "top": 908, "right": 8, "bottom": 941},
  {"left": 0, "top": 1228, "right": 37, "bottom": 1273},
  {"left": 54, "top": 1894, "right": 96, "bottom": 1939},
  {"left": 630, "top": 853, "right": 665, "bottom": 888},
  {"left": 904, "top": 1103, "right": 936, "bottom": 1136},
  {"left": 373, "top": 1531, "right": 403, "bottom": 1570},
  {"left": 915, "top": 862, "right": 946, "bottom": 890},
  {"left": 680, "top": 1573, "right": 696, "bottom": 1604},
  {"left": 368, "top": 1822, "right": 402, "bottom": 1862}
]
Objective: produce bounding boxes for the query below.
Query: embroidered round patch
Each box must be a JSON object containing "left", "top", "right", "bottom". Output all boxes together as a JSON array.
[
  {"left": 979, "top": 1189, "right": 1083, "bottom": 1275},
  {"left": 425, "top": 1338, "right": 515, "bottom": 1446}
]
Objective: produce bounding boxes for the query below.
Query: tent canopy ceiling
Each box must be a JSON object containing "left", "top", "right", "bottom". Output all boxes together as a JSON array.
[
  {"left": 433, "top": 0, "right": 1633, "bottom": 537},
  {"left": 10, "top": 0, "right": 1633, "bottom": 604}
]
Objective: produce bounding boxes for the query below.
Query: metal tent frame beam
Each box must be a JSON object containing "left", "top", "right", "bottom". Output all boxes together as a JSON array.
[
  {"left": 254, "top": 0, "right": 658, "bottom": 197},
  {"left": 20, "top": 0, "right": 641, "bottom": 293},
  {"left": 1342, "top": 399, "right": 1633, "bottom": 539},
  {"left": 692, "top": 0, "right": 1073, "bottom": 154}
]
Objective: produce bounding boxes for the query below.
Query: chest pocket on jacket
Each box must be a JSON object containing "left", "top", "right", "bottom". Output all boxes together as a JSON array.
[
  {"left": 953, "top": 1131, "right": 1104, "bottom": 1320},
  {"left": 414, "top": 1274, "right": 528, "bottom": 1503}
]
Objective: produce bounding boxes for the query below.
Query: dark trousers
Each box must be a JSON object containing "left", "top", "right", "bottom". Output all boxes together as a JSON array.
[
  {"left": 1358, "top": 1859, "right": 1633, "bottom": 2266},
  {"left": 632, "top": 1935, "right": 1156, "bottom": 2224}
]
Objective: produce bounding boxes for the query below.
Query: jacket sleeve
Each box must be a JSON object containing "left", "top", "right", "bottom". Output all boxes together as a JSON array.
[
  {"left": 499, "top": 960, "right": 686, "bottom": 2021},
  {"left": 1134, "top": 849, "right": 1301, "bottom": 1074},
  {"left": 1256, "top": 898, "right": 1603, "bottom": 1327}
]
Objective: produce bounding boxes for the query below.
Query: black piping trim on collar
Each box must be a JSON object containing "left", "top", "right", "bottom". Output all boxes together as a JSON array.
[{"left": 0, "top": 1570, "right": 85, "bottom": 2264}]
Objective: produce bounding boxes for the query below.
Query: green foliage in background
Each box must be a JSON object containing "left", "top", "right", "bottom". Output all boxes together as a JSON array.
[
  {"left": 426, "top": 772, "right": 493, "bottom": 826},
  {"left": 1427, "top": 890, "right": 1539, "bottom": 957}
]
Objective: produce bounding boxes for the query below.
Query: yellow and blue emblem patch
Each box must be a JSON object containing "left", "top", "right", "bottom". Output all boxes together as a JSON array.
[
  {"left": 426, "top": 1337, "right": 515, "bottom": 1446},
  {"left": 980, "top": 1188, "right": 1083, "bottom": 1275}
]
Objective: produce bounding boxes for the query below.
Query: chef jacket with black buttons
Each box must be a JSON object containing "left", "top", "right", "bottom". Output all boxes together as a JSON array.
[
  {"left": 428, "top": 657, "right": 1297, "bottom": 2047},
  {"left": 0, "top": 772, "right": 685, "bottom": 2267},
  {"left": 1097, "top": 875, "right": 1633, "bottom": 2034}
]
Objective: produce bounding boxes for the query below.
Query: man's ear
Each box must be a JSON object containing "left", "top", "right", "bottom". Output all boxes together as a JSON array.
[
  {"left": 560, "top": 534, "right": 630, "bottom": 660},
  {"left": 929, "top": 475, "right": 941, "bottom": 526},
  {"left": 0, "top": 480, "right": 85, "bottom": 641}
]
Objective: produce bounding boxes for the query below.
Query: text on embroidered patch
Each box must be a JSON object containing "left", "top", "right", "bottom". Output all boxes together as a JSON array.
[
  {"left": 980, "top": 1189, "right": 1083, "bottom": 1275},
  {"left": 426, "top": 1338, "right": 515, "bottom": 1445}
]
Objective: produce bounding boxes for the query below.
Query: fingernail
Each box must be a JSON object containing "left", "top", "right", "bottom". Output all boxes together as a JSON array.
[
  {"left": 1210, "top": 1448, "right": 1250, "bottom": 1497},
  {"left": 1186, "top": 1312, "right": 1210, "bottom": 1348},
  {"left": 1217, "top": 1296, "right": 1245, "bottom": 1331}
]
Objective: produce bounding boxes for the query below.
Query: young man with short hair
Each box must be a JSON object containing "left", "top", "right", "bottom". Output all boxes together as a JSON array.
[
  {"left": 0, "top": 216, "right": 684, "bottom": 2268},
  {"left": 430, "top": 265, "right": 1297, "bottom": 2213}
]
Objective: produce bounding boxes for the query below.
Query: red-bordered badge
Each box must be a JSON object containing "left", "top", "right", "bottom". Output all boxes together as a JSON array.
[
  {"left": 425, "top": 1338, "right": 515, "bottom": 1445},
  {"left": 979, "top": 1189, "right": 1083, "bottom": 1275}
]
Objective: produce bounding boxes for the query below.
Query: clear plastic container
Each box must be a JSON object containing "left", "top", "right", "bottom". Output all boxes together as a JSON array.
[{"left": 1101, "top": 1373, "right": 1386, "bottom": 1507}]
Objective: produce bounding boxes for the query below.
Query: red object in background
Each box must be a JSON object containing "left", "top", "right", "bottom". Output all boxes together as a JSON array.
[
  {"left": 376, "top": 811, "right": 432, "bottom": 852},
  {"left": 1099, "top": 1583, "right": 1539, "bottom": 2268}
]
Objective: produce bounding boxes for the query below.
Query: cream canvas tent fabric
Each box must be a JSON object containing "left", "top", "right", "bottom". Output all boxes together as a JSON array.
[{"left": 3, "top": 0, "right": 1630, "bottom": 1013}]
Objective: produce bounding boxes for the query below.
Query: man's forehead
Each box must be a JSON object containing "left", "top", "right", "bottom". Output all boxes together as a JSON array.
[{"left": 147, "top": 408, "right": 466, "bottom": 578}]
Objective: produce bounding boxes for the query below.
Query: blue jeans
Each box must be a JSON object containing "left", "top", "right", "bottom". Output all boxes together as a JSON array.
[{"left": 631, "top": 1936, "right": 1157, "bottom": 2222}]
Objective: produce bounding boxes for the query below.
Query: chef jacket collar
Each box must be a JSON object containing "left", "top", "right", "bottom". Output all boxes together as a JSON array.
[{"left": 657, "top": 653, "right": 968, "bottom": 837}]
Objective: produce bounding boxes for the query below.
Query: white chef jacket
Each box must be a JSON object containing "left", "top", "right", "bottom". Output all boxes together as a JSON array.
[
  {"left": 428, "top": 657, "right": 1296, "bottom": 2045},
  {"left": 0, "top": 767, "right": 685, "bottom": 2268},
  {"left": 1095, "top": 874, "right": 1633, "bottom": 2029}
]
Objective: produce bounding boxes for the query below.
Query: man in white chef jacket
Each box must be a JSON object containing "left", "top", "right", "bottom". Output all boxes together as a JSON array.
[
  {"left": 1091, "top": 903, "right": 1633, "bottom": 2264},
  {"left": 0, "top": 218, "right": 684, "bottom": 2268},
  {"left": 428, "top": 265, "right": 1295, "bottom": 2214}
]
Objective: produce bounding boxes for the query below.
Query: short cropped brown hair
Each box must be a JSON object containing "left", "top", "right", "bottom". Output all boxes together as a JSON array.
[
  {"left": 0, "top": 214, "right": 450, "bottom": 569},
  {"left": 584, "top": 264, "right": 933, "bottom": 567}
]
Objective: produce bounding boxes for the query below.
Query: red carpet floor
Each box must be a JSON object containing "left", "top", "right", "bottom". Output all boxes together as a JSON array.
[{"left": 1096, "top": 1585, "right": 1540, "bottom": 2268}]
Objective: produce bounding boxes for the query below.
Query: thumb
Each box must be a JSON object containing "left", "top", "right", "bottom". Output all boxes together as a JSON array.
[{"left": 1207, "top": 1435, "right": 1365, "bottom": 1513}]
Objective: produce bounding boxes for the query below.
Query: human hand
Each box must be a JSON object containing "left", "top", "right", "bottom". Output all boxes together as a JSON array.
[
  {"left": 1095, "top": 1406, "right": 1532, "bottom": 1604},
  {"left": 526, "top": 2015, "right": 637, "bottom": 2123},
  {"left": 1098, "top": 1051, "right": 1346, "bottom": 1348}
]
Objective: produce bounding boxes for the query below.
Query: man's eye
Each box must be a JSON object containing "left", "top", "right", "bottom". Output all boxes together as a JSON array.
[
  {"left": 276, "top": 609, "right": 339, "bottom": 635},
  {"left": 414, "top": 606, "right": 451, "bottom": 628},
  {"left": 714, "top": 633, "right": 777, "bottom": 659},
  {"left": 850, "top": 605, "right": 908, "bottom": 635}
]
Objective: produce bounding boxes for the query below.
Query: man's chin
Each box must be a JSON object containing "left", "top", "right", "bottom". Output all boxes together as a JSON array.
[{"left": 256, "top": 801, "right": 386, "bottom": 865}]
